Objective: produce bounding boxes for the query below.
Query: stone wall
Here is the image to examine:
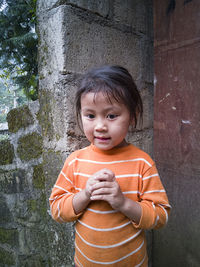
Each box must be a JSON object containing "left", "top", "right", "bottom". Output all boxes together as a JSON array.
[
  {"left": 37, "top": 0, "right": 153, "bottom": 266},
  {"left": 0, "top": 101, "right": 50, "bottom": 266}
]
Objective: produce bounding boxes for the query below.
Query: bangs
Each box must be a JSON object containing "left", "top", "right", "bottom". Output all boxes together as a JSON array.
[{"left": 81, "top": 79, "right": 127, "bottom": 106}]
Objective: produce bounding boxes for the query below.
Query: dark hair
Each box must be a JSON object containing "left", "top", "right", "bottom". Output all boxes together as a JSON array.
[{"left": 75, "top": 65, "right": 143, "bottom": 128}]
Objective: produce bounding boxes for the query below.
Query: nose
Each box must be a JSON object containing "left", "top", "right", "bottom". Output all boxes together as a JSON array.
[{"left": 95, "top": 118, "right": 107, "bottom": 131}]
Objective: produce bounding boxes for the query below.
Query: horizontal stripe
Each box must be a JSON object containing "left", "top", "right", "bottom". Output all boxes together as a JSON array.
[
  {"left": 158, "top": 204, "right": 168, "bottom": 224},
  {"left": 49, "top": 193, "right": 69, "bottom": 209},
  {"left": 49, "top": 192, "right": 68, "bottom": 202},
  {"left": 75, "top": 228, "right": 142, "bottom": 249},
  {"left": 54, "top": 185, "right": 69, "bottom": 193},
  {"left": 135, "top": 253, "right": 147, "bottom": 267},
  {"left": 123, "top": 189, "right": 166, "bottom": 196},
  {"left": 69, "top": 157, "right": 152, "bottom": 167},
  {"left": 54, "top": 184, "right": 80, "bottom": 193},
  {"left": 143, "top": 173, "right": 158, "bottom": 181},
  {"left": 74, "top": 172, "right": 142, "bottom": 179},
  {"left": 151, "top": 215, "right": 159, "bottom": 229},
  {"left": 87, "top": 208, "right": 117, "bottom": 214},
  {"left": 77, "top": 220, "right": 131, "bottom": 231},
  {"left": 60, "top": 171, "right": 73, "bottom": 184},
  {"left": 75, "top": 239, "right": 144, "bottom": 265},
  {"left": 75, "top": 187, "right": 82, "bottom": 192},
  {"left": 57, "top": 200, "right": 65, "bottom": 222},
  {"left": 161, "top": 203, "right": 172, "bottom": 209},
  {"left": 142, "top": 189, "right": 166, "bottom": 195},
  {"left": 116, "top": 173, "right": 142, "bottom": 178},
  {"left": 75, "top": 255, "right": 83, "bottom": 267}
]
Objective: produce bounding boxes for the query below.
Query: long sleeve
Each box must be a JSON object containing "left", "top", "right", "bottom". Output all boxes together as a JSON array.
[
  {"left": 133, "top": 163, "right": 171, "bottom": 230},
  {"left": 49, "top": 154, "right": 82, "bottom": 222}
]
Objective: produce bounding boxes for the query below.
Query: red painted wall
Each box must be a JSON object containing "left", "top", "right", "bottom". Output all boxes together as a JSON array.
[{"left": 154, "top": 0, "right": 200, "bottom": 266}]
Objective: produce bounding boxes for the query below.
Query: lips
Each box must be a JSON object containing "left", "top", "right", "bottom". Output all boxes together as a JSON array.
[{"left": 95, "top": 136, "right": 111, "bottom": 141}]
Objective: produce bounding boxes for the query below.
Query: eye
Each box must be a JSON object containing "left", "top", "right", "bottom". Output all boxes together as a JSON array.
[
  {"left": 107, "top": 114, "right": 118, "bottom": 120},
  {"left": 86, "top": 114, "right": 95, "bottom": 119}
]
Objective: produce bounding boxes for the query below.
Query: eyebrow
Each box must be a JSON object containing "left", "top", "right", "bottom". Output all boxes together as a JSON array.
[
  {"left": 81, "top": 106, "right": 120, "bottom": 113},
  {"left": 81, "top": 108, "right": 95, "bottom": 112}
]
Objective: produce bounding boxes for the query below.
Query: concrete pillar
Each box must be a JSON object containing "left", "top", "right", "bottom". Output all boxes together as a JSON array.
[{"left": 37, "top": 1, "right": 153, "bottom": 265}]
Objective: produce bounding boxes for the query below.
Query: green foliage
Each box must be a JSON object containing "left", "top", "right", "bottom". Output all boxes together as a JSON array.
[
  {"left": 0, "top": 78, "right": 27, "bottom": 123},
  {"left": 0, "top": 0, "right": 38, "bottom": 100}
]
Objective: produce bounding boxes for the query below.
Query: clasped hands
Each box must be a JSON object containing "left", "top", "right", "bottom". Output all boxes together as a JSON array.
[{"left": 85, "top": 168, "right": 125, "bottom": 211}]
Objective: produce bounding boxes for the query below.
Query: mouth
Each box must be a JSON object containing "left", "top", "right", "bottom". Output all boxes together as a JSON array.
[{"left": 95, "top": 136, "right": 111, "bottom": 141}]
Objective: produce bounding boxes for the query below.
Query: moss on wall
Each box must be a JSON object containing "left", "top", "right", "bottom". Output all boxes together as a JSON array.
[
  {"left": 37, "top": 90, "right": 55, "bottom": 140},
  {"left": 7, "top": 105, "right": 34, "bottom": 133},
  {"left": 17, "top": 132, "right": 43, "bottom": 161},
  {"left": 0, "top": 140, "right": 14, "bottom": 165},
  {"left": 18, "top": 254, "right": 49, "bottom": 267},
  {"left": 0, "top": 227, "right": 18, "bottom": 246},
  {"left": 27, "top": 193, "right": 47, "bottom": 220},
  {"left": 0, "top": 247, "right": 15, "bottom": 266},
  {"left": 33, "top": 164, "right": 45, "bottom": 189}
]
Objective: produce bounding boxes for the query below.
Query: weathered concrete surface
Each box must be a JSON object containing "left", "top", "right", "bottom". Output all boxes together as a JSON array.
[
  {"left": 154, "top": 0, "right": 200, "bottom": 266},
  {"left": 37, "top": 0, "right": 153, "bottom": 266}
]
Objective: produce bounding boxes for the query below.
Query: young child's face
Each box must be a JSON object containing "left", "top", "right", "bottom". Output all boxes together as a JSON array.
[{"left": 80, "top": 92, "right": 132, "bottom": 150}]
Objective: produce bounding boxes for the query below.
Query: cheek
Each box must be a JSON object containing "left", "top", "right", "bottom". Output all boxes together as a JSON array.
[
  {"left": 111, "top": 120, "right": 130, "bottom": 136},
  {"left": 82, "top": 120, "right": 93, "bottom": 135}
]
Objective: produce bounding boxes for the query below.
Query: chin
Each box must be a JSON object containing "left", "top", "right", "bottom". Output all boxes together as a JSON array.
[{"left": 94, "top": 143, "right": 114, "bottom": 150}]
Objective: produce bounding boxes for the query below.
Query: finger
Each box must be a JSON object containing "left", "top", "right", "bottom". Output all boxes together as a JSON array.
[
  {"left": 94, "top": 169, "right": 115, "bottom": 180},
  {"left": 91, "top": 187, "right": 114, "bottom": 196},
  {"left": 90, "top": 193, "right": 112, "bottom": 201},
  {"left": 102, "top": 169, "right": 115, "bottom": 179},
  {"left": 91, "top": 181, "right": 113, "bottom": 191},
  {"left": 96, "top": 173, "right": 115, "bottom": 182}
]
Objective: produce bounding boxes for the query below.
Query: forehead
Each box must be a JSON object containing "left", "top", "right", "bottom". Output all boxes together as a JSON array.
[{"left": 81, "top": 91, "right": 118, "bottom": 106}]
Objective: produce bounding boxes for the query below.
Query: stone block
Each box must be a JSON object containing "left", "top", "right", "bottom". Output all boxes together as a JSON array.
[
  {"left": 0, "top": 227, "right": 18, "bottom": 246},
  {"left": 16, "top": 223, "right": 50, "bottom": 264},
  {"left": 0, "top": 139, "right": 14, "bottom": 165},
  {"left": 114, "top": 0, "right": 153, "bottom": 36},
  {"left": 0, "top": 195, "right": 13, "bottom": 223},
  {"left": 0, "top": 247, "right": 15, "bottom": 266},
  {"left": 42, "top": 150, "right": 65, "bottom": 194},
  {"left": 17, "top": 132, "right": 43, "bottom": 161},
  {"left": 38, "top": 78, "right": 87, "bottom": 151},
  {"left": 27, "top": 193, "right": 47, "bottom": 221},
  {"left": 63, "top": 6, "right": 143, "bottom": 80},
  {"left": 64, "top": 0, "right": 112, "bottom": 17},
  {"left": 38, "top": 5, "right": 143, "bottom": 82},
  {"left": 0, "top": 169, "right": 27, "bottom": 194},
  {"left": 6, "top": 105, "right": 34, "bottom": 133},
  {"left": 37, "top": 0, "right": 112, "bottom": 17},
  {"left": 47, "top": 221, "right": 75, "bottom": 266}
]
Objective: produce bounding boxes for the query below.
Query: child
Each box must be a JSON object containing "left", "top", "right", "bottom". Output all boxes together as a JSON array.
[{"left": 49, "top": 65, "right": 171, "bottom": 267}]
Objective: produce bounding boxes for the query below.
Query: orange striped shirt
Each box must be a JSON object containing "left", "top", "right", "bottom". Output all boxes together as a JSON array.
[{"left": 49, "top": 144, "right": 171, "bottom": 266}]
